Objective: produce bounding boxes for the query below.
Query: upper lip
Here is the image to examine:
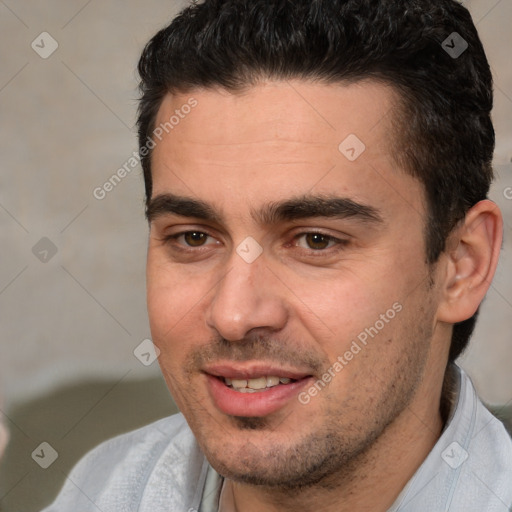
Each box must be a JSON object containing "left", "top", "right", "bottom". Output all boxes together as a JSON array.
[{"left": 203, "top": 362, "right": 312, "bottom": 380}]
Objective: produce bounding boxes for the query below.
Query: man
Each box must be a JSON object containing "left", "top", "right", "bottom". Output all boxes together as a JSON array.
[{"left": 43, "top": 0, "right": 512, "bottom": 510}]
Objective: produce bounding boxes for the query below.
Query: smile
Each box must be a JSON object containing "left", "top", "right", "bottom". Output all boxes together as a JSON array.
[
  {"left": 224, "top": 376, "right": 294, "bottom": 392},
  {"left": 203, "top": 364, "right": 313, "bottom": 417}
]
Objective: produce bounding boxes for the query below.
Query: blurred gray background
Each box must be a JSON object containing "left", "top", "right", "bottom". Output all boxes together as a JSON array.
[{"left": 0, "top": 0, "right": 510, "bottom": 510}]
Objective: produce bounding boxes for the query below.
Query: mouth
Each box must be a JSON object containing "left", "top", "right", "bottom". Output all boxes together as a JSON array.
[
  {"left": 203, "top": 363, "right": 313, "bottom": 417},
  {"left": 222, "top": 375, "right": 296, "bottom": 393}
]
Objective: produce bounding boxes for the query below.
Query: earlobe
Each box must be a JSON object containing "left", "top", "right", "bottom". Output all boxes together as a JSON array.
[{"left": 437, "top": 200, "right": 503, "bottom": 323}]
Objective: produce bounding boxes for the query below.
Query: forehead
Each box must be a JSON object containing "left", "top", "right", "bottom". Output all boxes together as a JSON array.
[
  {"left": 150, "top": 80, "right": 424, "bottom": 222},
  {"left": 154, "top": 79, "right": 399, "bottom": 149}
]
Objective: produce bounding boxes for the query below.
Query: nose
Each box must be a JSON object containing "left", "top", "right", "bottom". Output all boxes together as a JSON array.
[{"left": 205, "top": 252, "right": 288, "bottom": 341}]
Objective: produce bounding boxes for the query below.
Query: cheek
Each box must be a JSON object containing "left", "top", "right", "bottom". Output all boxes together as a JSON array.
[
  {"left": 283, "top": 264, "right": 423, "bottom": 383},
  {"left": 287, "top": 270, "right": 401, "bottom": 342},
  {"left": 146, "top": 262, "right": 208, "bottom": 359},
  {"left": 147, "top": 283, "right": 205, "bottom": 409}
]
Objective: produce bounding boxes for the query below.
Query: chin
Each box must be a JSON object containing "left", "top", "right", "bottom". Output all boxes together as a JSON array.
[{"left": 198, "top": 424, "right": 363, "bottom": 491}]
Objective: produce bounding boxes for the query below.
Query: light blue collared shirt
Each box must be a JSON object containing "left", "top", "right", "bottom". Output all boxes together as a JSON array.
[{"left": 42, "top": 366, "right": 512, "bottom": 512}]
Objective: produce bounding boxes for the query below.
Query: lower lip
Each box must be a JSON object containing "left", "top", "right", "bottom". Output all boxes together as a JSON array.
[{"left": 206, "top": 374, "right": 312, "bottom": 417}]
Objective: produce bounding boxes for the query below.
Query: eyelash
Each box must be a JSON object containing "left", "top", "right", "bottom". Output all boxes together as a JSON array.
[
  {"left": 162, "top": 231, "right": 217, "bottom": 249},
  {"left": 161, "top": 230, "right": 348, "bottom": 254}
]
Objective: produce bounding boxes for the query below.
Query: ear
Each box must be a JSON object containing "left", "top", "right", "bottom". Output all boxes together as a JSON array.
[{"left": 437, "top": 200, "right": 503, "bottom": 323}]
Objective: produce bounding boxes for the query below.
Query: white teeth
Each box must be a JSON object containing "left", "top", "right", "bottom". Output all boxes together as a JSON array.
[
  {"left": 247, "top": 377, "right": 267, "bottom": 389},
  {"left": 224, "top": 375, "right": 295, "bottom": 391},
  {"left": 230, "top": 379, "right": 248, "bottom": 389},
  {"left": 266, "top": 376, "right": 280, "bottom": 387}
]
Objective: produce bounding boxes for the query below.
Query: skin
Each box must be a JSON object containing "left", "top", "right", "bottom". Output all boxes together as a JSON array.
[{"left": 146, "top": 80, "right": 502, "bottom": 511}]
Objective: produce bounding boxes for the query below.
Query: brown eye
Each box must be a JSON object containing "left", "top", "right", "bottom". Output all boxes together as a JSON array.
[
  {"left": 183, "top": 232, "right": 208, "bottom": 247},
  {"left": 304, "top": 233, "right": 332, "bottom": 250}
]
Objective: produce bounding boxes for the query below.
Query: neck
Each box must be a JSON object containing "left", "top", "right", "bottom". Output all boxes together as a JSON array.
[{"left": 223, "top": 367, "right": 454, "bottom": 512}]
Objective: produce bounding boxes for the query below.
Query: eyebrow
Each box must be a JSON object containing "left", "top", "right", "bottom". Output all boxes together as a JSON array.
[
  {"left": 146, "top": 193, "right": 384, "bottom": 226},
  {"left": 146, "top": 194, "right": 221, "bottom": 223},
  {"left": 255, "top": 195, "right": 384, "bottom": 225}
]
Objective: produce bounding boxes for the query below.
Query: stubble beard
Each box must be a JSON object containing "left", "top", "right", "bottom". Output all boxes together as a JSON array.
[
  {"left": 171, "top": 297, "right": 435, "bottom": 493},
  {"left": 196, "top": 339, "right": 430, "bottom": 492}
]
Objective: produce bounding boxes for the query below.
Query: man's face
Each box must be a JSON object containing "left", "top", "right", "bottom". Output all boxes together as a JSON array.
[{"left": 146, "top": 80, "right": 445, "bottom": 487}]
